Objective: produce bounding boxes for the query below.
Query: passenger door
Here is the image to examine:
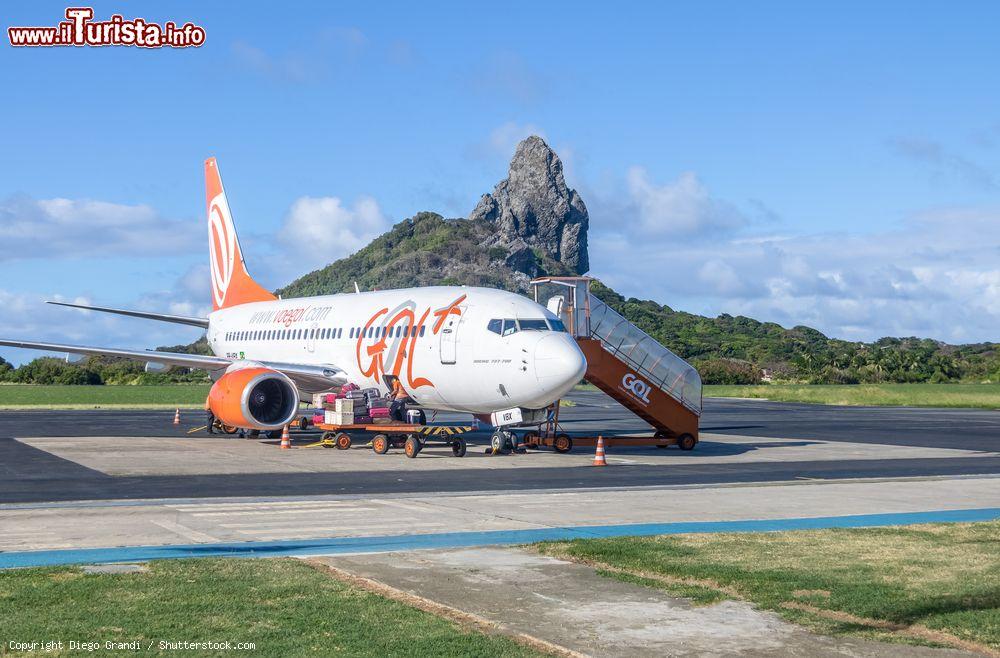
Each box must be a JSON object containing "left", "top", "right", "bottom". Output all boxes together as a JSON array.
[{"left": 439, "top": 308, "right": 464, "bottom": 365}]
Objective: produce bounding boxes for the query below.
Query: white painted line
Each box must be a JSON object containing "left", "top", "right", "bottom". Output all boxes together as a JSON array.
[
  {"left": 190, "top": 506, "right": 378, "bottom": 517},
  {"left": 151, "top": 519, "right": 220, "bottom": 543},
  {"left": 375, "top": 499, "right": 433, "bottom": 512}
]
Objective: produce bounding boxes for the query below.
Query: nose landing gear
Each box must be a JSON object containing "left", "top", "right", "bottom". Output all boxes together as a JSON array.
[{"left": 487, "top": 429, "right": 521, "bottom": 455}]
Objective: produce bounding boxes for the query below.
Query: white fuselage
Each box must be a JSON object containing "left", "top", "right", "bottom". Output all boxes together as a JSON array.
[{"left": 207, "top": 286, "right": 586, "bottom": 414}]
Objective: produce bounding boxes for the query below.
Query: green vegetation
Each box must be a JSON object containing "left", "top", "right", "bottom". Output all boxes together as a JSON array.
[
  {"left": 704, "top": 383, "right": 1000, "bottom": 409},
  {"left": 537, "top": 522, "right": 1000, "bottom": 651},
  {"left": 278, "top": 212, "right": 571, "bottom": 299},
  {"left": 0, "top": 558, "right": 539, "bottom": 657},
  {"left": 589, "top": 282, "right": 1000, "bottom": 385},
  {"left": 0, "top": 338, "right": 214, "bottom": 386},
  {"left": 0, "top": 384, "right": 211, "bottom": 409}
]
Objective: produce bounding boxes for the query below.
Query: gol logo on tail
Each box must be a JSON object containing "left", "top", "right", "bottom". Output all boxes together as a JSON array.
[{"left": 208, "top": 193, "right": 236, "bottom": 307}]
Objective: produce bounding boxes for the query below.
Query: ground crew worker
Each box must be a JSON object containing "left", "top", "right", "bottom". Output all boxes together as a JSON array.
[
  {"left": 205, "top": 396, "right": 215, "bottom": 434},
  {"left": 389, "top": 377, "right": 409, "bottom": 422}
]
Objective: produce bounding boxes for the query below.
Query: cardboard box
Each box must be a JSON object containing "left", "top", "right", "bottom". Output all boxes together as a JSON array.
[
  {"left": 324, "top": 410, "right": 355, "bottom": 426},
  {"left": 334, "top": 398, "right": 355, "bottom": 413}
]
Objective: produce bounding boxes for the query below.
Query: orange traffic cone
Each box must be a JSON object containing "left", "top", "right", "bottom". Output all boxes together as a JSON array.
[
  {"left": 173, "top": 409, "right": 180, "bottom": 425},
  {"left": 280, "top": 425, "right": 291, "bottom": 450},
  {"left": 592, "top": 435, "right": 607, "bottom": 466}
]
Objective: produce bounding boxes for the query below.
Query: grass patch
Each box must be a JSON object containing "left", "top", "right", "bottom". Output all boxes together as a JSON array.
[
  {"left": 0, "top": 558, "right": 541, "bottom": 657},
  {"left": 704, "top": 383, "right": 1000, "bottom": 409},
  {"left": 536, "top": 521, "right": 1000, "bottom": 651},
  {"left": 0, "top": 384, "right": 212, "bottom": 409}
]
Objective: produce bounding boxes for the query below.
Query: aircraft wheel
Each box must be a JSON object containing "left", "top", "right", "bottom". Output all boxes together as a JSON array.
[
  {"left": 335, "top": 432, "right": 352, "bottom": 450},
  {"left": 404, "top": 435, "right": 421, "bottom": 458},
  {"left": 677, "top": 434, "right": 697, "bottom": 451},
  {"left": 553, "top": 434, "right": 573, "bottom": 453},
  {"left": 221, "top": 424, "right": 239, "bottom": 435},
  {"left": 297, "top": 416, "right": 309, "bottom": 431},
  {"left": 490, "top": 431, "right": 509, "bottom": 455},
  {"left": 372, "top": 434, "right": 389, "bottom": 454},
  {"left": 451, "top": 438, "right": 467, "bottom": 457}
]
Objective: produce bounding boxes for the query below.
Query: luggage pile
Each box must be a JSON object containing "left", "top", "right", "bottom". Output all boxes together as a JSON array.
[{"left": 311, "top": 383, "right": 393, "bottom": 425}]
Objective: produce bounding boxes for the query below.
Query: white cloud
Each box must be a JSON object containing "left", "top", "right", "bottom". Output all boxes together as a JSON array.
[
  {"left": 489, "top": 122, "right": 546, "bottom": 157},
  {"left": 468, "top": 53, "right": 550, "bottom": 105},
  {"left": 277, "top": 195, "right": 389, "bottom": 270},
  {"left": 624, "top": 168, "right": 745, "bottom": 237},
  {"left": 590, "top": 196, "right": 1000, "bottom": 343},
  {"left": 231, "top": 27, "right": 369, "bottom": 84},
  {"left": 0, "top": 195, "right": 199, "bottom": 261},
  {"left": 0, "top": 278, "right": 207, "bottom": 366},
  {"left": 888, "top": 136, "right": 998, "bottom": 191}
]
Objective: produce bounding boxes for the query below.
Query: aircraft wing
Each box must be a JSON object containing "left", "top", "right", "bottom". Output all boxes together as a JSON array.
[
  {"left": 0, "top": 339, "right": 348, "bottom": 392},
  {"left": 0, "top": 339, "right": 231, "bottom": 370}
]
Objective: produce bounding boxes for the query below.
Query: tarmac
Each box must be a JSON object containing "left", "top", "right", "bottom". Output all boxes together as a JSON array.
[{"left": 1, "top": 392, "right": 997, "bottom": 656}]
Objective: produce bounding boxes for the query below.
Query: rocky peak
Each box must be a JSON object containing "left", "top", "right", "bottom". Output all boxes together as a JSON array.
[{"left": 470, "top": 136, "right": 589, "bottom": 274}]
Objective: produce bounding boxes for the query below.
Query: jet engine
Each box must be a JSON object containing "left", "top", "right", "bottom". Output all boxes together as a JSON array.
[{"left": 208, "top": 366, "right": 300, "bottom": 430}]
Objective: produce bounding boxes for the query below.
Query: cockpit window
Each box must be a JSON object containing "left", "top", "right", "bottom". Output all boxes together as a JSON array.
[
  {"left": 518, "top": 319, "right": 549, "bottom": 331},
  {"left": 501, "top": 319, "right": 518, "bottom": 336},
  {"left": 487, "top": 319, "right": 502, "bottom": 335},
  {"left": 549, "top": 319, "right": 567, "bottom": 332}
]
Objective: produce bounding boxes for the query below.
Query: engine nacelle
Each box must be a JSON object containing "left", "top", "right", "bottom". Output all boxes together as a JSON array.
[{"left": 208, "top": 367, "right": 300, "bottom": 430}]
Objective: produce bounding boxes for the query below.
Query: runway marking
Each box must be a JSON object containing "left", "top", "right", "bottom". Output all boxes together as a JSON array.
[
  {"left": 150, "top": 520, "right": 220, "bottom": 543},
  {"left": 375, "top": 499, "right": 433, "bottom": 512},
  {"left": 4, "top": 508, "right": 996, "bottom": 569},
  {"left": 189, "top": 506, "right": 377, "bottom": 518}
]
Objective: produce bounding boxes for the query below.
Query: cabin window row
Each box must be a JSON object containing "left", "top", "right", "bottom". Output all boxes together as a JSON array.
[{"left": 225, "top": 325, "right": 427, "bottom": 342}]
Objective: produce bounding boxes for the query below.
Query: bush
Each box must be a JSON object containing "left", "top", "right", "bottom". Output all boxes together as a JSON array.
[
  {"left": 696, "top": 359, "right": 762, "bottom": 385},
  {"left": 809, "top": 366, "right": 860, "bottom": 385}
]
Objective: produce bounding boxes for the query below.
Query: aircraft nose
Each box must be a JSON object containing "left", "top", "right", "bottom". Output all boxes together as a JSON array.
[{"left": 535, "top": 334, "right": 587, "bottom": 392}]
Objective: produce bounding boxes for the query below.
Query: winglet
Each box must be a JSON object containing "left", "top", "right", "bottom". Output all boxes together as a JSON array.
[{"left": 205, "top": 157, "right": 276, "bottom": 311}]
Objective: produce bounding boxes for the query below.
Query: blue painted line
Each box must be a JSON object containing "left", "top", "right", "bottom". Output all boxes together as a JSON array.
[{"left": 2, "top": 507, "right": 998, "bottom": 569}]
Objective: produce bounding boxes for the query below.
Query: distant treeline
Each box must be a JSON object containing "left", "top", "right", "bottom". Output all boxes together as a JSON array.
[
  {"left": 0, "top": 355, "right": 210, "bottom": 385},
  {"left": 590, "top": 282, "right": 1000, "bottom": 386}
]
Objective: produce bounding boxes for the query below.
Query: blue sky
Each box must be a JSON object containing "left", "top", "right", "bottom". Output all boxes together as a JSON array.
[{"left": 2, "top": 1, "right": 999, "bottom": 364}]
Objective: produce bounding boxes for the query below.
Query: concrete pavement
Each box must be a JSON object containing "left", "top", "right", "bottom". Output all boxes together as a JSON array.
[{"left": 314, "top": 547, "right": 979, "bottom": 657}]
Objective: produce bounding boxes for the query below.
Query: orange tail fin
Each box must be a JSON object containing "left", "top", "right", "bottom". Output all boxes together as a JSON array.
[{"left": 205, "top": 157, "right": 276, "bottom": 311}]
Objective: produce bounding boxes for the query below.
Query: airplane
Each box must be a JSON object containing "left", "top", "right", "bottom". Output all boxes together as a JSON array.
[{"left": 0, "top": 158, "right": 587, "bottom": 444}]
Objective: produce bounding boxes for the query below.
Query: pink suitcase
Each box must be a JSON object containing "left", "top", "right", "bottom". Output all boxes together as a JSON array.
[{"left": 369, "top": 407, "right": 391, "bottom": 418}]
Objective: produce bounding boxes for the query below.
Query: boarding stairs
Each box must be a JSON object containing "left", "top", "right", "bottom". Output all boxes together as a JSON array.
[{"left": 531, "top": 277, "right": 701, "bottom": 441}]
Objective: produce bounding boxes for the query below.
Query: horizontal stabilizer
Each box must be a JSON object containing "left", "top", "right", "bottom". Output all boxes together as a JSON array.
[{"left": 46, "top": 301, "right": 209, "bottom": 328}]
